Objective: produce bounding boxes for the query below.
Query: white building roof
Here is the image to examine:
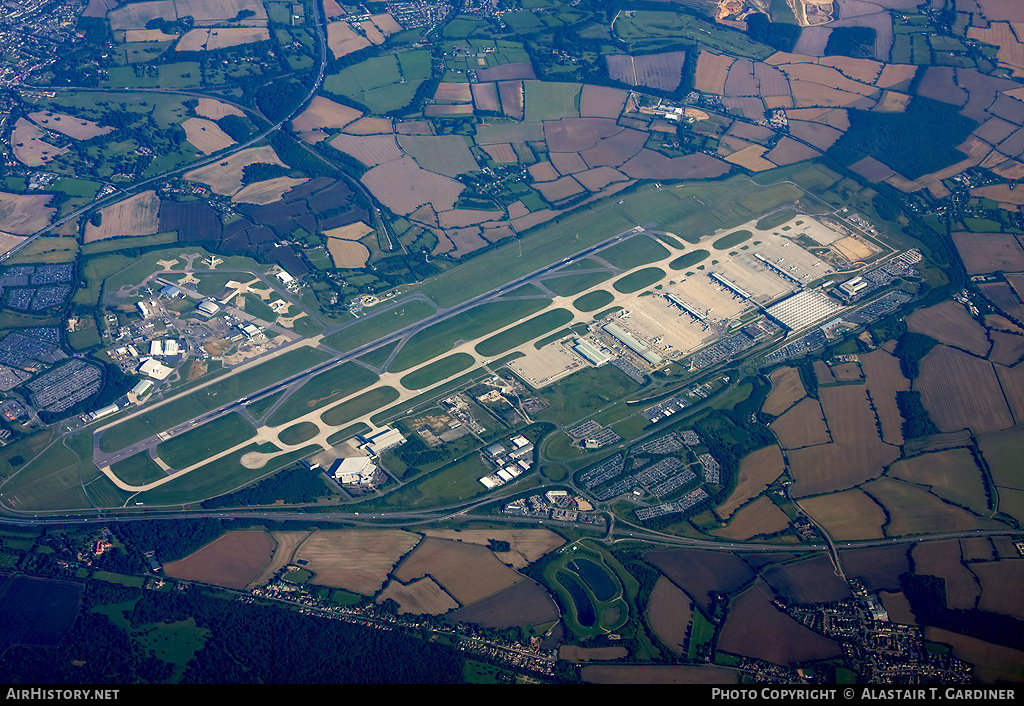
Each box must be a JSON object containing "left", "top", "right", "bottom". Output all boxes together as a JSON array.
[{"left": 766, "top": 290, "right": 843, "bottom": 330}]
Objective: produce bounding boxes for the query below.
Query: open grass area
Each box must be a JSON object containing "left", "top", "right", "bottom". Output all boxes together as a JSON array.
[
  {"left": 669, "top": 249, "right": 710, "bottom": 270},
  {"left": 612, "top": 267, "right": 666, "bottom": 293},
  {"left": 266, "top": 361, "right": 380, "bottom": 427},
  {"left": 109, "top": 452, "right": 167, "bottom": 486},
  {"left": 278, "top": 422, "right": 320, "bottom": 446},
  {"left": 320, "top": 387, "right": 401, "bottom": 427},
  {"left": 540, "top": 270, "right": 612, "bottom": 297},
  {"left": 387, "top": 298, "right": 550, "bottom": 372},
  {"left": 712, "top": 230, "right": 753, "bottom": 250},
  {"left": 573, "top": 290, "right": 615, "bottom": 312},
  {"left": 0, "top": 432, "right": 96, "bottom": 510},
  {"left": 474, "top": 308, "right": 575, "bottom": 357},
  {"left": 597, "top": 235, "right": 671, "bottom": 269},
  {"left": 399, "top": 353, "right": 476, "bottom": 390},
  {"left": 98, "top": 347, "right": 332, "bottom": 453},
  {"left": 321, "top": 300, "right": 436, "bottom": 353},
  {"left": 155, "top": 413, "right": 256, "bottom": 470},
  {"left": 536, "top": 365, "right": 642, "bottom": 426}
]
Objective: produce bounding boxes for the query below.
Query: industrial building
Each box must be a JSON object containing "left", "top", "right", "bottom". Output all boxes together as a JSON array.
[
  {"left": 765, "top": 290, "right": 843, "bottom": 331},
  {"left": 603, "top": 322, "right": 664, "bottom": 366}
]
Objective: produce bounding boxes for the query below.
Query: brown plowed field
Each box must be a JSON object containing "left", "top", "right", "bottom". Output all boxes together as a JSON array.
[
  {"left": 398, "top": 134, "right": 478, "bottom": 177},
  {"left": 606, "top": 51, "right": 688, "bottom": 92},
  {"left": 860, "top": 349, "right": 909, "bottom": 445},
  {"left": 292, "top": 96, "right": 361, "bottom": 132},
  {"left": 437, "top": 209, "right": 503, "bottom": 228},
  {"left": 711, "top": 496, "right": 790, "bottom": 540},
  {"left": 471, "top": 82, "right": 500, "bottom": 112},
  {"left": 916, "top": 345, "right": 1014, "bottom": 435},
  {"left": 866, "top": 477, "right": 1000, "bottom": 537},
  {"left": 360, "top": 156, "right": 465, "bottom": 215},
  {"left": 393, "top": 538, "right": 523, "bottom": 605},
  {"left": 839, "top": 545, "right": 912, "bottom": 592},
  {"left": 330, "top": 132, "right": 403, "bottom": 167},
  {"left": 716, "top": 445, "right": 785, "bottom": 519},
  {"left": 994, "top": 360, "right": 1024, "bottom": 423},
  {"left": 84, "top": 190, "right": 160, "bottom": 242},
  {"left": 875, "top": 63, "right": 917, "bottom": 88},
  {"left": 771, "top": 397, "right": 830, "bottom": 448},
  {"left": 762, "top": 366, "right": 805, "bottom": 416},
  {"left": 0, "top": 192, "right": 56, "bottom": 235},
  {"left": 646, "top": 576, "right": 692, "bottom": 654},
  {"left": 925, "top": 627, "right": 1024, "bottom": 683},
  {"left": 550, "top": 151, "right": 588, "bottom": 174},
  {"left": 762, "top": 553, "right": 851, "bottom": 604},
  {"left": 420, "top": 529, "right": 564, "bottom": 569},
  {"left": 788, "top": 439, "right": 898, "bottom": 498},
  {"left": 907, "top": 300, "right": 991, "bottom": 356},
  {"left": 644, "top": 549, "right": 753, "bottom": 615},
  {"left": 560, "top": 646, "right": 628, "bottom": 661},
  {"left": 765, "top": 137, "right": 822, "bottom": 166},
  {"left": 434, "top": 82, "right": 472, "bottom": 102},
  {"left": 695, "top": 51, "right": 734, "bottom": 94},
  {"left": 952, "top": 232, "right": 1024, "bottom": 274},
  {"left": 620, "top": 150, "right": 731, "bottom": 179},
  {"left": 989, "top": 330, "right": 1024, "bottom": 366},
  {"left": 377, "top": 576, "right": 459, "bottom": 615},
  {"left": 163, "top": 530, "right": 275, "bottom": 590},
  {"left": 911, "top": 540, "right": 981, "bottom": 609},
  {"left": 787, "top": 120, "right": 843, "bottom": 150},
  {"left": 294, "top": 529, "right": 420, "bottom": 595},
  {"left": 535, "top": 175, "right": 585, "bottom": 202},
  {"left": 444, "top": 578, "right": 558, "bottom": 628},
  {"left": 717, "top": 582, "right": 842, "bottom": 665},
  {"left": 477, "top": 63, "right": 535, "bottom": 81},
  {"left": 482, "top": 143, "right": 517, "bottom": 164},
  {"left": 579, "top": 85, "right": 629, "bottom": 118},
  {"left": 575, "top": 166, "right": 629, "bottom": 191},
  {"left": 544, "top": 118, "right": 622, "bottom": 153},
  {"left": 801, "top": 489, "right": 887, "bottom": 540},
  {"left": 581, "top": 664, "right": 742, "bottom": 684},
  {"left": 580, "top": 128, "right": 647, "bottom": 167},
  {"left": 974, "top": 559, "right": 1024, "bottom": 620},
  {"left": 498, "top": 81, "right": 524, "bottom": 119}
]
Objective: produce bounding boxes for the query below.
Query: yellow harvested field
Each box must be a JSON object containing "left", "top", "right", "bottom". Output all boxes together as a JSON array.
[
  {"left": 818, "top": 56, "right": 883, "bottom": 84},
  {"left": 181, "top": 117, "right": 235, "bottom": 153},
  {"left": 164, "top": 531, "right": 276, "bottom": 590},
  {"left": 866, "top": 477, "right": 999, "bottom": 536},
  {"left": 12, "top": 118, "right": 68, "bottom": 167},
  {"left": 195, "top": 97, "right": 244, "bottom": 119},
  {"left": 926, "top": 627, "right": 1024, "bottom": 683},
  {"left": 370, "top": 13, "right": 402, "bottom": 35},
  {"left": 173, "top": 0, "right": 267, "bottom": 24},
  {"left": 362, "top": 22, "right": 385, "bottom": 45},
  {"left": 184, "top": 145, "right": 286, "bottom": 196},
  {"left": 124, "top": 28, "right": 179, "bottom": 42},
  {"left": 802, "top": 489, "right": 887, "bottom": 540},
  {"left": 646, "top": 576, "right": 692, "bottom": 655},
  {"left": 343, "top": 117, "right": 393, "bottom": 134},
  {"left": 292, "top": 96, "right": 362, "bottom": 132},
  {"left": 860, "top": 349, "right": 910, "bottom": 446},
  {"left": 327, "top": 21, "right": 370, "bottom": 59},
  {"left": 323, "top": 221, "right": 374, "bottom": 241},
  {"left": 176, "top": 26, "right": 269, "bottom": 51},
  {"left": 377, "top": 576, "right": 459, "bottom": 615},
  {"left": 695, "top": 51, "right": 734, "bottom": 94},
  {"left": 249, "top": 531, "right": 310, "bottom": 587},
  {"left": 712, "top": 496, "right": 791, "bottom": 540},
  {"left": 763, "top": 366, "right": 806, "bottom": 416},
  {"left": 326, "top": 238, "right": 370, "bottom": 268},
  {"left": 874, "top": 90, "right": 911, "bottom": 112},
  {"left": 781, "top": 63, "right": 880, "bottom": 96},
  {"left": 231, "top": 177, "right": 308, "bottom": 205},
  {"left": 293, "top": 529, "right": 420, "bottom": 595},
  {"left": 717, "top": 445, "right": 785, "bottom": 520},
  {"left": 968, "top": 22, "right": 1024, "bottom": 77},
  {"left": 108, "top": 1, "right": 176, "bottom": 30},
  {"left": 420, "top": 529, "right": 565, "bottom": 569},
  {"left": 434, "top": 83, "right": 473, "bottom": 102},
  {"left": 917, "top": 345, "right": 1014, "bottom": 435},
  {"left": 972, "top": 183, "right": 1024, "bottom": 206},
  {"left": 789, "top": 82, "right": 869, "bottom": 108},
  {"left": 29, "top": 111, "right": 112, "bottom": 140},
  {"left": 771, "top": 397, "right": 831, "bottom": 449},
  {"left": 0, "top": 232, "right": 26, "bottom": 256},
  {"left": 0, "top": 192, "right": 56, "bottom": 235},
  {"left": 875, "top": 63, "right": 917, "bottom": 88},
  {"left": 84, "top": 190, "right": 160, "bottom": 242},
  {"left": 723, "top": 144, "right": 776, "bottom": 171},
  {"left": 393, "top": 537, "right": 523, "bottom": 605},
  {"left": 907, "top": 300, "right": 991, "bottom": 357}
]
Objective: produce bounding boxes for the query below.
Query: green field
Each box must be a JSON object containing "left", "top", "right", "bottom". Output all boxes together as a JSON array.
[
  {"left": 525, "top": 81, "right": 581, "bottom": 121},
  {"left": 536, "top": 365, "right": 642, "bottom": 426},
  {"left": 387, "top": 298, "right": 551, "bottom": 372},
  {"left": 539, "top": 270, "right": 612, "bottom": 297},
  {"left": 712, "top": 230, "right": 753, "bottom": 250},
  {"left": 155, "top": 413, "right": 256, "bottom": 470},
  {"left": 669, "top": 249, "right": 710, "bottom": 270},
  {"left": 399, "top": 353, "right": 476, "bottom": 390},
  {"left": 98, "top": 347, "right": 332, "bottom": 453},
  {"left": 597, "top": 235, "right": 671, "bottom": 269},
  {"left": 278, "top": 422, "right": 320, "bottom": 446},
  {"left": 321, "top": 300, "right": 437, "bottom": 353},
  {"left": 109, "top": 452, "right": 167, "bottom": 486},
  {"left": 612, "top": 267, "right": 666, "bottom": 293},
  {"left": 572, "top": 290, "right": 614, "bottom": 312},
  {"left": 266, "top": 362, "right": 380, "bottom": 427},
  {"left": 474, "top": 308, "right": 575, "bottom": 357},
  {"left": 320, "top": 387, "right": 401, "bottom": 427}
]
